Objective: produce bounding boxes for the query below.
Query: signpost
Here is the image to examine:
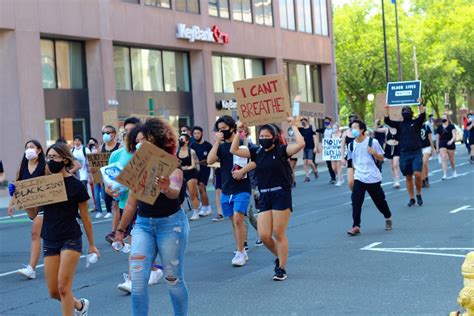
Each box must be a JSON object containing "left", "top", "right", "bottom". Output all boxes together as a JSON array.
[{"left": 386, "top": 80, "right": 421, "bottom": 106}]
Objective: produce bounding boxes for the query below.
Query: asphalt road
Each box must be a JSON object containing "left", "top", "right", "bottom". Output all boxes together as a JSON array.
[{"left": 0, "top": 149, "right": 473, "bottom": 315}]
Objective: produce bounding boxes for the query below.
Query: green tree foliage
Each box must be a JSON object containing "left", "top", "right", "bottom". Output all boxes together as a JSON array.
[{"left": 334, "top": 0, "right": 473, "bottom": 124}]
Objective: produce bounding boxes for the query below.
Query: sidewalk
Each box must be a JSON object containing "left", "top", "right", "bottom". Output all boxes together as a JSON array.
[{"left": 0, "top": 189, "right": 9, "bottom": 209}]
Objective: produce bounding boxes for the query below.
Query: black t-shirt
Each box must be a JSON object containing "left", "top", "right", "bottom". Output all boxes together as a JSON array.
[
  {"left": 0, "top": 160, "right": 4, "bottom": 173},
  {"left": 385, "top": 112, "right": 426, "bottom": 153},
  {"left": 41, "top": 176, "right": 89, "bottom": 241},
  {"left": 468, "top": 121, "right": 474, "bottom": 140},
  {"left": 20, "top": 161, "right": 46, "bottom": 180},
  {"left": 374, "top": 131, "right": 386, "bottom": 148},
  {"left": 191, "top": 141, "right": 213, "bottom": 171},
  {"left": 298, "top": 127, "right": 315, "bottom": 149},
  {"left": 249, "top": 145, "right": 289, "bottom": 190},
  {"left": 217, "top": 141, "right": 251, "bottom": 195},
  {"left": 420, "top": 123, "right": 432, "bottom": 148},
  {"left": 436, "top": 124, "right": 455, "bottom": 143}
]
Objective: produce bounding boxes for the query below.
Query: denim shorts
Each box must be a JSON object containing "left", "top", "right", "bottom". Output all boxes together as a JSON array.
[
  {"left": 221, "top": 192, "right": 251, "bottom": 217},
  {"left": 303, "top": 148, "right": 315, "bottom": 160},
  {"left": 400, "top": 150, "right": 423, "bottom": 176},
  {"left": 259, "top": 188, "right": 292, "bottom": 212},
  {"left": 43, "top": 236, "right": 82, "bottom": 257}
]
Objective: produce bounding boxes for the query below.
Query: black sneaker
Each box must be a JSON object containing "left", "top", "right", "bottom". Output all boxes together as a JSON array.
[
  {"left": 244, "top": 241, "right": 249, "bottom": 252},
  {"left": 421, "top": 179, "right": 427, "bottom": 188},
  {"left": 416, "top": 195, "right": 423, "bottom": 206},
  {"left": 330, "top": 179, "right": 336, "bottom": 184},
  {"left": 408, "top": 199, "right": 416, "bottom": 207},
  {"left": 274, "top": 258, "right": 280, "bottom": 273},
  {"left": 273, "top": 267, "right": 287, "bottom": 281},
  {"left": 314, "top": 171, "right": 319, "bottom": 179}
]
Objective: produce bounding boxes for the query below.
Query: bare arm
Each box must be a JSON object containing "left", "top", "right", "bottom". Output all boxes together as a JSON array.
[
  {"left": 79, "top": 200, "right": 99, "bottom": 256},
  {"left": 191, "top": 149, "right": 200, "bottom": 172},
  {"left": 232, "top": 161, "right": 256, "bottom": 180},
  {"left": 207, "top": 133, "right": 222, "bottom": 165},
  {"left": 448, "top": 128, "right": 457, "bottom": 145},
  {"left": 230, "top": 127, "right": 250, "bottom": 158},
  {"left": 69, "top": 160, "right": 81, "bottom": 174}
]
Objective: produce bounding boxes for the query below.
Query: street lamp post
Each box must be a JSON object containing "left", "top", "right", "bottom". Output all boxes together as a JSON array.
[{"left": 381, "top": 0, "right": 390, "bottom": 83}]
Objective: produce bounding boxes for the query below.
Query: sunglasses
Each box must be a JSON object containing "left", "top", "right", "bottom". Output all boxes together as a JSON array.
[{"left": 102, "top": 131, "right": 114, "bottom": 135}]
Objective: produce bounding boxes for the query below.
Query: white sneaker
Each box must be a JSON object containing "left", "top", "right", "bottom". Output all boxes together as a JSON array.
[
  {"left": 231, "top": 251, "right": 247, "bottom": 267},
  {"left": 190, "top": 210, "right": 200, "bottom": 221},
  {"left": 95, "top": 212, "right": 102, "bottom": 219},
  {"left": 335, "top": 181, "right": 343, "bottom": 187},
  {"left": 17, "top": 265, "right": 35, "bottom": 279},
  {"left": 442, "top": 174, "right": 447, "bottom": 180},
  {"left": 117, "top": 273, "right": 132, "bottom": 293},
  {"left": 198, "top": 207, "right": 207, "bottom": 216},
  {"left": 148, "top": 269, "right": 163, "bottom": 285},
  {"left": 75, "top": 298, "right": 89, "bottom": 316},
  {"left": 393, "top": 181, "right": 400, "bottom": 188},
  {"left": 104, "top": 213, "right": 112, "bottom": 219},
  {"left": 452, "top": 171, "right": 458, "bottom": 178}
]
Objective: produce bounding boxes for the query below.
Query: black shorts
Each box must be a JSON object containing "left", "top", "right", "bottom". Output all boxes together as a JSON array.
[
  {"left": 400, "top": 150, "right": 423, "bottom": 176},
  {"left": 258, "top": 188, "right": 292, "bottom": 212},
  {"left": 347, "top": 159, "right": 353, "bottom": 169},
  {"left": 384, "top": 145, "right": 400, "bottom": 159},
  {"left": 289, "top": 157, "right": 298, "bottom": 162},
  {"left": 183, "top": 169, "right": 198, "bottom": 182},
  {"left": 214, "top": 169, "right": 222, "bottom": 190},
  {"left": 43, "top": 236, "right": 82, "bottom": 257},
  {"left": 197, "top": 167, "right": 211, "bottom": 185},
  {"left": 439, "top": 141, "right": 456, "bottom": 151}
]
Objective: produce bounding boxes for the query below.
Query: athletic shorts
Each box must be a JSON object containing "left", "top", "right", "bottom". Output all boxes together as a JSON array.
[
  {"left": 259, "top": 188, "right": 292, "bottom": 212},
  {"left": 214, "top": 168, "right": 222, "bottom": 190},
  {"left": 439, "top": 141, "right": 456, "bottom": 151},
  {"left": 183, "top": 169, "right": 198, "bottom": 182},
  {"left": 422, "top": 146, "right": 432, "bottom": 155},
  {"left": 197, "top": 167, "right": 211, "bottom": 186},
  {"left": 384, "top": 145, "right": 400, "bottom": 159},
  {"left": 400, "top": 150, "right": 423, "bottom": 176},
  {"left": 43, "top": 236, "right": 82, "bottom": 257},
  {"left": 289, "top": 157, "right": 298, "bottom": 162},
  {"left": 303, "top": 148, "right": 315, "bottom": 160},
  {"left": 347, "top": 159, "right": 353, "bottom": 169},
  {"left": 220, "top": 192, "right": 250, "bottom": 218}
]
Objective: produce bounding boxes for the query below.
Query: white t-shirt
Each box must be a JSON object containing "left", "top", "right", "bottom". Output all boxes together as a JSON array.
[
  {"left": 349, "top": 137, "right": 384, "bottom": 184},
  {"left": 72, "top": 145, "right": 91, "bottom": 181}
]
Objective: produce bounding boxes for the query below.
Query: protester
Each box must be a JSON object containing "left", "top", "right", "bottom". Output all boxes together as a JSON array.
[
  {"left": 298, "top": 117, "right": 319, "bottom": 182},
  {"left": 71, "top": 135, "right": 91, "bottom": 190},
  {"left": 340, "top": 115, "right": 357, "bottom": 191},
  {"left": 180, "top": 125, "right": 195, "bottom": 145},
  {"left": 207, "top": 115, "right": 253, "bottom": 266},
  {"left": 7, "top": 140, "right": 46, "bottom": 280},
  {"left": 10, "top": 142, "right": 99, "bottom": 315},
  {"left": 373, "top": 119, "right": 386, "bottom": 151},
  {"left": 377, "top": 126, "right": 401, "bottom": 189},
  {"left": 230, "top": 117, "right": 304, "bottom": 280},
  {"left": 212, "top": 167, "right": 224, "bottom": 222},
  {"left": 467, "top": 113, "right": 474, "bottom": 164},
  {"left": 385, "top": 99, "right": 425, "bottom": 207},
  {"left": 462, "top": 112, "right": 471, "bottom": 155},
  {"left": 420, "top": 120, "right": 435, "bottom": 187},
  {"left": 114, "top": 117, "right": 189, "bottom": 316},
  {"left": 316, "top": 117, "right": 337, "bottom": 184},
  {"left": 177, "top": 133, "right": 201, "bottom": 221},
  {"left": 436, "top": 113, "right": 457, "bottom": 180},
  {"left": 346, "top": 120, "right": 392, "bottom": 236},
  {"left": 330, "top": 122, "right": 344, "bottom": 186},
  {"left": 190, "top": 126, "right": 214, "bottom": 218}
]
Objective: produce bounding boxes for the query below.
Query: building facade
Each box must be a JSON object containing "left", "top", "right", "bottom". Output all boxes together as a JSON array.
[{"left": 0, "top": 0, "right": 336, "bottom": 179}]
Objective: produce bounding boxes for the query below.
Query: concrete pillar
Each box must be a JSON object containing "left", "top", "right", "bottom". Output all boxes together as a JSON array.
[
  {"left": 85, "top": 39, "right": 117, "bottom": 140},
  {"left": 0, "top": 30, "right": 45, "bottom": 180},
  {"left": 321, "top": 64, "right": 336, "bottom": 119}
]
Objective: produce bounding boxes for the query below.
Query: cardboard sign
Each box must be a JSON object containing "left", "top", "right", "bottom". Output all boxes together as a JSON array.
[
  {"left": 14, "top": 174, "right": 68, "bottom": 210},
  {"left": 87, "top": 153, "right": 111, "bottom": 183},
  {"left": 103, "top": 110, "right": 119, "bottom": 127},
  {"left": 233, "top": 73, "right": 291, "bottom": 126},
  {"left": 299, "top": 102, "right": 326, "bottom": 119},
  {"left": 115, "top": 141, "right": 180, "bottom": 205},
  {"left": 386, "top": 80, "right": 421, "bottom": 106},
  {"left": 322, "top": 138, "right": 342, "bottom": 161},
  {"left": 375, "top": 93, "right": 402, "bottom": 121}
]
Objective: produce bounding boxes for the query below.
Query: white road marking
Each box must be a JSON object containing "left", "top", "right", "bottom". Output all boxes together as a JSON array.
[
  {"left": 0, "top": 255, "right": 87, "bottom": 278},
  {"left": 361, "top": 242, "right": 473, "bottom": 258},
  {"left": 449, "top": 205, "right": 473, "bottom": 214}
]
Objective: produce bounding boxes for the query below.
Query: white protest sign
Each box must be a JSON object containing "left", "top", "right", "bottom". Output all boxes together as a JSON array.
[{"left": 323, "top": 138, "right": 342, "bottom": 161}]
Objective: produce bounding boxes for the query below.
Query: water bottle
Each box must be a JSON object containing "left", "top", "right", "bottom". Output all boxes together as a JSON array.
[
  {"left": 121, "top": 243, "right": 131, "bottom": 254},
  {"left": 112, "top": 241, "right": 123, "bottom": 251},
  {"left": 86, "top": 253, "right": 98, "bottom": 268}
]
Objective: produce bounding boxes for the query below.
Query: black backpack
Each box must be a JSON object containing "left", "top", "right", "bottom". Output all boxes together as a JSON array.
[
  {"left": 256, "top": 145, "right": 293, "bottom": 188},
  {"left": 349, "top": 137, "right": 383, "bottom": 172}
]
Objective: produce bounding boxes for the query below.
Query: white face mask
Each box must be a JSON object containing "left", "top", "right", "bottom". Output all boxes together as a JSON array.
[{"left": 25, "top": 148, "right": 38, "bottom": 160}]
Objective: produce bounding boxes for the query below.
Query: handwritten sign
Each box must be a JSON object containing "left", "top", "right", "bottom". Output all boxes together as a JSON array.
[
  {"left": 87, "top": 153, "right": 111, "bottom": 183},
  {"left": 375, "top": 93, "right": 402, "bottom": 121},
  {"left": 322, "top": 138, "right": 342, "bottom": 161},
  {"left": 14, "top": 174, "right": 68, "bottom": 210},
  {"left": 299, "top": 102, "right": 326, "bottom": 119},
  {"left": 233, "top": 73, "right": 291, "bottom": 126},
  {"left": 103, "top": 110, "right": 119, "bottom": 128},
  {"left": 115, "top": 141, "right": 180, "bottom": 205}
]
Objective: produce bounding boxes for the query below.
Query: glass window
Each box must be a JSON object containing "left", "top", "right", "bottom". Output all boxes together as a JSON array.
[
  {"left": 255, "top": 0, "right": 273, "bottom": 26},
  {"left": 209, "top": 0, "right": 230, "bottom": 18},
  {"left": 213, "top": 56, "right": 264, "bottom": 93},
  {"left": 297, "top": 0, "right": 312, "bottom": 33},
  {"left": 279, "top": 0, "right": 295, "bottom": 30},
  {"left": 114, "top": 46, "right": 132, "bottom": 90},
  {"left": 222, "top": 57, "right": 244, "bottom": 93},
  {"left": 41, "top": 39, "right": 56, "bottom": 89},
  {"left": 313, "top": 0, "right": 328, "bottom": 36},
  {"left": 212, "top": 56, "right": 223, "bottom": 93},
  {"left": 232, "top": 0, "right": 252, "bottom": 23},
  {"left": 320, "top": 0, "right": 328, "bottom": 36},
  {"left": 176, "top": 0, "right": 199, "bottom": 13},
  {"left": 131, "top": 48, "right": 163, "bottom": 91},
  {"left": 311, "top": 65, "right": 322, "bottom": 102},
  {"left": 55, "top": 41, "right": 85, "bottom": 89},
  {"left": 287, "top": 62, "right": 322, "bottom": 102},
  {"left": 163, "top": 51, "right": 190, "bottom": 92},
  {"left": 144, "top": 0, "right": 171, "bottom": 9},
  {"left": 244, "top": 59, "right": 264, "bottom": 78}
]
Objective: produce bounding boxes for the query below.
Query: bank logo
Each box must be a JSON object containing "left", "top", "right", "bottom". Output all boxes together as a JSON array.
[{"left": 176, "top": 24, "right": 229, "bottom": 44}]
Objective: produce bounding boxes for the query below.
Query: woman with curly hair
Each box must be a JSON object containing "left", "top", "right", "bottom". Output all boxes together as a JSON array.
[{"left": 114, "top": 117, "right": 189, "bottom": 316}]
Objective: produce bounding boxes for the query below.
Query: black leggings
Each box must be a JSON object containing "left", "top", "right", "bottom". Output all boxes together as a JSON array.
[
  {"left": 351, "top": 180, "right": 391, "bottom": 228},
  {"left": 326, "top": 161, "right": 336, "bottom": 180}
]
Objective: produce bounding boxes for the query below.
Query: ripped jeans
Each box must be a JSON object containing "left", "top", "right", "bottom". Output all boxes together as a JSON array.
[{"left": 130, "top": 210, "right": 189, "bottom": 316}]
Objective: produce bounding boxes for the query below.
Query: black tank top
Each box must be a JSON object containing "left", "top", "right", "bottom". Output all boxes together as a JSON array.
[
  {"left": 101, "top": 142, "right": 120, "bottom": 153},
  {"left": 137, "top": 176, "right": 186, "bottom": 218},
  {"left": 345, "top": 135, "right": 355, "bottom": 145},
  {"left": 387, "top": 129, "right": 400, "bottom": 142},
  {"left": 19, "top": 161, "right": 46, "bottom": 180},
  {"left": 177, "top": 148, "right": 192, "bottom": 167}
]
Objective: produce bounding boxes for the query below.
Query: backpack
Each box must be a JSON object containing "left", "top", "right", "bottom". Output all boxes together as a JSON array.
[
  {"left": 256, "top": 145, "right": 293, "bottom": 188},
  {"left": 349, "top": 137, "right": 383, "bottom": 172},
  {"left": 72, "top": 145, "right": 87, "bottom": 158}
]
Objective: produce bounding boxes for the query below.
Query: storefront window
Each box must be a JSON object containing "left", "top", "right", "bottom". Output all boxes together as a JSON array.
[
  {"left": 41, "top": 40, "right": 56, "bottom": 89},
  {"left": 213, "top": 56, "right": 264, "bottom": 93},
  {"left": 313, "top": 0, "right": 328, "bottom": 36},
  {"left": 209, "top": 0, "right": 230, "bottom": 18},
  {"left": 286, "top": 62, "right": 322, "bottom": 102},
  {"left": 255, "top": 0, "right": 273, "bottom": 26},
  {"left": 131, "top": 48, "right": 163, "bottom": 91},
  {"left": 176, "top": 0, "right": 200, "bottom": 13},
  {"left": 114, "top": 46, "right": 132, "bottom": 90},
  {"left": 297, "top": 0, "right": 312, "bottom": 33},
  {"left": 163, "top": 51, "right": 190, "bottom": 92},
  {"left": 244, "top": 59, "right": 264, "bottom": 78},
  {"left": 144, "top": 0, "right": 171, "bottom": 9},
  {"left": 212, "top": 56, "right": 223, "bottom": 93},
  {"left": 279, "top": 0, "right": 295, "bottom": 30},
  {"left": 222, "top": 57, "right": 245, "bottom": 93},
  {"left": 232, "top": 0, "right": 252, "bottom": 23}
]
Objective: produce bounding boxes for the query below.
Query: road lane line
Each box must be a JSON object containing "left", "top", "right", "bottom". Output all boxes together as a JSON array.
[
  {"left": 449, "top": 205, "right": 472, "bottom": 214},
  {"left": 0, "top": 255, "right": 87, "bottom": 278}
]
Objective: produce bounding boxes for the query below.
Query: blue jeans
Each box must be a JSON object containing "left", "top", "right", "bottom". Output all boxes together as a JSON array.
[
  {"left": 93, "top": 184, "right": 103, "bottom": 213},
  {"left": 464, "top": 130, "right": 470, "bottom": 154},
  {"left": 130, "top": 210, "right": 189, "bottom": 316}
]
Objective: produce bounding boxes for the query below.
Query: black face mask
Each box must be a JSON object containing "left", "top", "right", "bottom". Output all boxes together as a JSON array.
[
  {"left": 179, "top": 140, "right": 185, "bottom": 147},
  {"left": 442, "top": 119, "right": 448, "bottom": 123},
  {"left": 301, "top": 122, "right": 307, "bottom": 127},
  {"left": 259, "top": 138, "right": 274, "bottom": 149},
  {"left": 48, "top": 160, "right": 65, "bottom": 174},
  {"left": 402, "top": 112, "right": 412, "bottom": 120},
  {"left": 222, "top": 129, "right": 233, "bottom": 140}
]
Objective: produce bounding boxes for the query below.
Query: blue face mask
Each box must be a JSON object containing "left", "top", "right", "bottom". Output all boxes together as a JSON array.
[
  {"left": 135, "top": 142, "right": 142, "bottom": 151},
  {"left": 351, "top": 129, "right": 360, "bottom": 138},
  {"left": 102, "top": 133, "right": 112, "bottom": 143}
]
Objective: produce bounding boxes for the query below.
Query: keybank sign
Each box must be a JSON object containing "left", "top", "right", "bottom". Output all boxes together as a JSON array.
[{"left": 176, "top": 24, "right": 229, "bottom": 44}]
